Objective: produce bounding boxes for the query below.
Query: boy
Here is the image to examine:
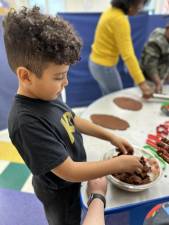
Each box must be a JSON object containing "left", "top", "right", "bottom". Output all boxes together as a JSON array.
[{"left": 3, "top": 6, "right": 143, "bottom": 225}]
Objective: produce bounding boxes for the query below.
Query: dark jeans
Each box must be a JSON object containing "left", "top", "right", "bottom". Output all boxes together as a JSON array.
[{"left": 32, "top": 177, "right": 81, "bottom": 225}]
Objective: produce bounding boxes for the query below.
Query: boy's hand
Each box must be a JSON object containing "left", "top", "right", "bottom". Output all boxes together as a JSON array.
[
  {"left": 109, "top": 135, "right": 134, "bottom": 155},
  {"left": 87, "top": 177, "right": 107, "bottom": 197},
  {"left": 112, "top": 155, "right": 143, "bottom": 173}
]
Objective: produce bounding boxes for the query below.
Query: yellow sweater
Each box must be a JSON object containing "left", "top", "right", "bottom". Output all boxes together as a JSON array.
[{"left": 90, "top": 7, "right": 145, "bottom": 85}]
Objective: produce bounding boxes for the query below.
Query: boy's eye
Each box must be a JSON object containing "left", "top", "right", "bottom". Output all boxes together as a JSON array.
[
  {"left": 54, "top": 77, "right": 64, "bottom": 80},
  {"left": 54, "top": 73, "right": 68, "bottom": 80}
]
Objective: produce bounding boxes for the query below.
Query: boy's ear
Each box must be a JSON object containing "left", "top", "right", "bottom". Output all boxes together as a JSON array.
[{"left": 16, "top": 67, "right": 32, "bottom": 84}]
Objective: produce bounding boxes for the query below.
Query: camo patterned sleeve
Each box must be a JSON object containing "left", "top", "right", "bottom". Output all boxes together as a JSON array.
[
  {"left": 140, "top": 41, "right": 161, "bottom": 78},
  {"left": 140, "top": 28, "right": 169, "bottom": 80}
]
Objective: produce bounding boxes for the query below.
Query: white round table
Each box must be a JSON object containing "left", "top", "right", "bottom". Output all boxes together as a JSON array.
[{"left": 80, "top": 86, "right": 169, "bottom": 225}]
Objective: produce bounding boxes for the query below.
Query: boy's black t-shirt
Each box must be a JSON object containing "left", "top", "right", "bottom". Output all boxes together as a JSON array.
[{"left": 8, "top": 95, "right": 86, "bottom": 190}]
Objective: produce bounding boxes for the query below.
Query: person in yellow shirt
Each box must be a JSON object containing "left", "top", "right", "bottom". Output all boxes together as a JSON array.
[{"left": 89, "top": 0, "right": 153, "bottom": 98}]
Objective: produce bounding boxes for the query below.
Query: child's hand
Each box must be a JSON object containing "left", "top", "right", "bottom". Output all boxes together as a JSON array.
[
  {"left": 109, "top": 135, "right": 134, "bottom": 155},
  {"left": 87, "top": 177, "right": 107, "bottom": 197},
  {"left": 112, "top": 155, "right": 143, "bottom": 173},
  {"left": 139, "top": 81, "right": 154, "bottom": 99}
]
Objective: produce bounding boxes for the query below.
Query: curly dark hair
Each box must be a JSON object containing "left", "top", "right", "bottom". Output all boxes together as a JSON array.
[
  {"left": 3, "top": 6, "right": 82, "bottom": 77},
  {"left": 111, "top": 0, "right": 150, "bottom": 14}
]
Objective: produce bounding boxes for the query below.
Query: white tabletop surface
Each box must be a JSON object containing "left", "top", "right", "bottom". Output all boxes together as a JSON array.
[{"left": 80, "top": 86, "right": 169, "bottom": 210}]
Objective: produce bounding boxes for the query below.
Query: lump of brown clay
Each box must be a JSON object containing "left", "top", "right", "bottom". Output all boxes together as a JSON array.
[
  {"left": 113, "top": 97, "right": 142, "bottom": 111},
  {"left": 113, "top": 157, "right": 151, "bottom": 185},
  {"left": 90, "top": 114, "right": 129, "bottom": 130}
]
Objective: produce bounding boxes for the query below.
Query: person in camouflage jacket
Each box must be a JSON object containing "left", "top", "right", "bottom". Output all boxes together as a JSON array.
[{"left": 140, "top": 24, "right": 169, "bottom": 93}]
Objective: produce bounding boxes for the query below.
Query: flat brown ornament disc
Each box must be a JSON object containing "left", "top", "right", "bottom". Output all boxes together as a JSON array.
[
  {"left": 113, "top": 97, "right": 142, "bottom": 111},
  {"left": 90, "top": 114, "right": 129, "bottom": 130}
]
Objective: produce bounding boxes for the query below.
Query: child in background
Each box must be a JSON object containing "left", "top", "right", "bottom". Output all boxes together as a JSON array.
[{"left": 140, "top": 24, "right": 169, "bottom": 93}]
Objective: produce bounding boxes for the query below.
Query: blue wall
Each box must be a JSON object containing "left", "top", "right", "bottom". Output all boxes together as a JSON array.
[{"left": 0, "top": 17, "right": 18, "bottom": 130}]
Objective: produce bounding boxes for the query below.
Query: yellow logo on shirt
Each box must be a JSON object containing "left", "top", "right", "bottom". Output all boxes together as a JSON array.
[{"left": 61, "top": 112, "right": 75, "bottom": 144}]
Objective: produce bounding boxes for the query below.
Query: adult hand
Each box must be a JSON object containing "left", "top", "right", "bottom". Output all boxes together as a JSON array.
[
  {"left": 109, "top": 135, "right": 134, "bottom": 155},
  {"left": 139, "top": 81, "right": 154, "bottom": 99},
  {"left": 87, "top": 177, "right": 107, "bottom": 197}
]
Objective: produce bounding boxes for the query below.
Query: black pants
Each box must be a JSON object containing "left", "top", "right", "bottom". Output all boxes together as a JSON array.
[{"left": 32, "top": 177, "right": 81, "bottom": 225}]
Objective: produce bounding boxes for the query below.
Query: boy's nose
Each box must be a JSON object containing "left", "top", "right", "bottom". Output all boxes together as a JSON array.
[{"left": 63, "top": 77, "right": 68, "bottom": 87}]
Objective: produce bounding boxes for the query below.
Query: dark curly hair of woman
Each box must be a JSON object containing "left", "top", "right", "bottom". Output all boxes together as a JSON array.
[
  {"left": 3, "top": 6, "right": 82, "bottom": 77},
  {"left": 111, "top": 0, "right": 150, "bottom": 14}
]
